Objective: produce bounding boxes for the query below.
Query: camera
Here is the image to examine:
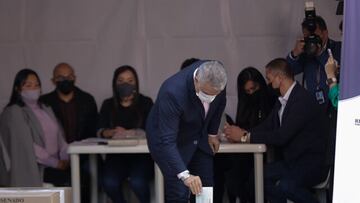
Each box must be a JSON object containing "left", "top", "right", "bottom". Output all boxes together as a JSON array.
[{"left": 302, "top": 1, "right": 322, "bottom": 57}]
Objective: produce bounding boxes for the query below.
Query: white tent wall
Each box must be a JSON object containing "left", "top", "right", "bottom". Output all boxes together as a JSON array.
[{"left": 0, "top": 0, "right": 341, "bottom": 119}]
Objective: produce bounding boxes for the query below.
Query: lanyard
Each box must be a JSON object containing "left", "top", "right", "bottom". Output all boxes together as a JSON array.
[{"left": 316, "top": 64, "right": 321, "bottom": 90}]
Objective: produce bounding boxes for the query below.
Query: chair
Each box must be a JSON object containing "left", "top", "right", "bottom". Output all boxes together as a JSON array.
[
  {"left": 313, "top": 169, "right": 331, "bottom": 203},
  {"left": 287, "top": 169, "right": 331, "bottom": 203}
]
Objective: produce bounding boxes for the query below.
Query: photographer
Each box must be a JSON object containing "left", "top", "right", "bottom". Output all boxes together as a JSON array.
[{"left": 287, "top": 14, "right": 341, "bottom": 106}]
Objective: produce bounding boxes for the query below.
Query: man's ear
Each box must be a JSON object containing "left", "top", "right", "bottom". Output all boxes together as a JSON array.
[{"left": 277, "top": 73, "right": 285, "bottom": 82}]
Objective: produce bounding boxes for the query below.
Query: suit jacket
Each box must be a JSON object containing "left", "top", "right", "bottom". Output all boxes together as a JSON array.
[
  {"left": 146, "top": 61, "right": 226, "bottom": 177},
  {"left": 250, "top": 83, "right": 328, "bottom": 167},
  {"left": 41, "top": 87, "right": 98, "bottom": 142},
  {"left": 0, "top": 104, "right": 64, "bottom": 186}
]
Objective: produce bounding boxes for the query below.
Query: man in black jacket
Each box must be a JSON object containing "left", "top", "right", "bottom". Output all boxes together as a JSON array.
[
  {"left": 41, "top": 63, "right": 98, "bottom": 142},
  {"left": 225, "top": 58, "right": 328, "bottom": 203},
  {"left": 41, "top": 62, "right": 98, "bottom": 203}
]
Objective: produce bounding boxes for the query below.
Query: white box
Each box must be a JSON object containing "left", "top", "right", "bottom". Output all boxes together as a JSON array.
[{"left": 0, "top": 187, "right": 72, "bottom": 203}]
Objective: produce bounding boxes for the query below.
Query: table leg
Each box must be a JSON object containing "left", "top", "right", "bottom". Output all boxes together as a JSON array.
[
  {"left": 254, "top": 153, "right": 264, "bottom": 203},
  {"left": 89, "top": 154, "right": 98, "bottom": 203},
  {"left": 71, "top": 154, "right": 81, "bottom": 203},
  {"left": 155, "top": 164, "right": 164, "bottom": 203}
]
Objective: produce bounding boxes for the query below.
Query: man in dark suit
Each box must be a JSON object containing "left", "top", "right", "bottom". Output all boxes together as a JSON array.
[
  {"left": 225, "top": 58, "right": 328, "bottom": 203},
  {"left": 146, "top": 60, "right": 227, "bottom": 203},
  {"left": 40, "top": 63, "right": 98, "bottom": 202}
]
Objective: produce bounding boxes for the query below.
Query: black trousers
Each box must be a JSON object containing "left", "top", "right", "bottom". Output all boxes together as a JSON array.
[
  {"left": 164, "top": 149, "right": 213, "bottom": 203},
  {"left": 264, "top": 161, "right": 327, "bottom": 203}
]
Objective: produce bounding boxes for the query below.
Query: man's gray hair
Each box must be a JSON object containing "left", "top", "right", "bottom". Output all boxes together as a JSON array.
[{"left": 196, "top": 61, "right": 227, "bottom": 91}]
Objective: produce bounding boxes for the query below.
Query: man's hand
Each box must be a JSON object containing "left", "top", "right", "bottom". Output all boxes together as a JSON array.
[
  {"left": 208, "top": 136, "right": 220, "bottom": 154},
  {"left": 325, "top": 55, "right": 338, "bottom": 79},
  {"left": 292, "top": 38, "right": 305, "bottom": 57},
  {"left": 104, "top": 126, "right": 126, "bottom": 139},
  {"left": 184, "top": 175, "right": 202, "bottom": 195},
  {"left": 224, "top": 125, "right": 246, "bottom": 143}
]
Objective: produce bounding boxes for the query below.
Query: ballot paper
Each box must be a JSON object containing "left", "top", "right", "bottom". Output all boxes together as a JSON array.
[{"left": 196, "top": 187, "right": 213, "bottom": 203}]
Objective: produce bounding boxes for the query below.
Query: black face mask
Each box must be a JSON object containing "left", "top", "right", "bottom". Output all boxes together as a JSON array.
[
  {"left": 273, "top": 88, "right": 281, "bottom": 97},
  {"left": 56, "top": 80, "right": 75, "bottom": 95},
  {"left": 116, "top": 83, "right": 136, "bottom": 99},
  {"left": 269, "top": 83, "right": 281, "bottom": 97},
  {"left": 246, "top": 90, "right": 261, "bottom": 104}
]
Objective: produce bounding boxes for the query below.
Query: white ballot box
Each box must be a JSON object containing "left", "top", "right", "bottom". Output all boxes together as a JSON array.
[
  {"left": 196, "top": 187, "right": 213, "bottom": 203},
  {"left": 0, "top": 187, "right": 72, "bottom": 203}
]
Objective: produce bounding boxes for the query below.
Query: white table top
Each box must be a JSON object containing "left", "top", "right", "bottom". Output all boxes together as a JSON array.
[{"left": 67, "top": 139, "right": 266, "bottom": 154}]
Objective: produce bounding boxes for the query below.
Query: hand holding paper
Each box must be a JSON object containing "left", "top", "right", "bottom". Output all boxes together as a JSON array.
[
  {"left": 196, "top": 187, "right": 213, "bottom": 203},
  {"left": 184, "top": 175, "right": 202, "bottom": 195}
]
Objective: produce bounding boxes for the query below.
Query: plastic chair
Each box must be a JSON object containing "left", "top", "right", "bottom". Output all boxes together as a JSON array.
[{"left": 287, "top": 170, "right": 331, "bottom": 203}]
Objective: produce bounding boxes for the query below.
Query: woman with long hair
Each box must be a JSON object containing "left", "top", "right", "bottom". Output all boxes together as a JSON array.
[
  {"left": 235, "top": 67, "right": 275, "bottom": 129},
  {"left": 0, "top": 69, "right": 69, "bottom": 186},
  {"left": 98, "top": 65, "right": 154, "bottom": 203},
  {"left": 224, "top": 67, "right": 276, "bottom": 203}
]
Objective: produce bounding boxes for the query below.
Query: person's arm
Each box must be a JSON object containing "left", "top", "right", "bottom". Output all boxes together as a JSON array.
[
  {"left": 156, "top": 92, "right": 187, "bottom": 176},
  {"left": 33, "top": 144, "right": 59, "bottom": 168},
  {"left": 286, "top": 39, "right": 306, "bottom": 75},
  {"left": 225, "top": 104, "right": 276, "bottom": 143},
  {"left": 58, "top": 131, "right": 69, "bottom": 161},
  {"left": 328, "top": 84, "right": 339, "bottom": 108},
  {"left": 325, "top": 50, "right": 339, "bottom": 108},
  {"left": 250, "top": 99, "right": 312, "bottom": 146},
  {"left": 207, "top": 90, "right": 226, "bottom": 153},
  {"left": 84, "top": 95, "right": 99, "bottom": 139},
  {"left": 97, "top": 99, "right": 115, "bottom": 138}
]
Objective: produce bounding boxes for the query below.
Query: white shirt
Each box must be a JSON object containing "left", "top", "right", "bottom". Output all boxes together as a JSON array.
[
  {"left": 178, "top": 69, "right": 215, "bottom": 179},
  {"left": 193, "top": 68, "right": 210, "bottom": 117},
  {"left": 278, "top": 82, "right": 296, "bottom": 126}
]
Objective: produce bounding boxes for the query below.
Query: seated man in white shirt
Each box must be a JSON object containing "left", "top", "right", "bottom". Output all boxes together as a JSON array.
[{"left": 225, "top": 58, "right": 329, "bottom": 203}]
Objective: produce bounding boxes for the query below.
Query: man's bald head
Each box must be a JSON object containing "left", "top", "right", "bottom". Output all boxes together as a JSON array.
[
  {"left": 53, "top": 63, "right": 75, "bottom": 77},
  {"left": 52, "top": 62, "right": 76, "bottom": 86}
]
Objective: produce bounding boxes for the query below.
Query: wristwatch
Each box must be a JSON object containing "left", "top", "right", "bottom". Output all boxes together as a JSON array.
[
  {"left": 240, "top": 131, "right": 249, "bottom": 143},
  {"left": 326, "top": 77, "right": 337, "bottom": 85}
]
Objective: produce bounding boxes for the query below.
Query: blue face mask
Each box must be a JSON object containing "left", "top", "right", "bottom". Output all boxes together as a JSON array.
[{"left": 196, "top": 90, "right": 216, "bottom": 103}]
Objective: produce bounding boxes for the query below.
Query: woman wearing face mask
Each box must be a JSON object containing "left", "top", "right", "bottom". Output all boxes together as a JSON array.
[
  {"left": 222, "top": 67, "right": 276, "bottom": 203},
  {"left": 0, "top": 69, "right": 69, "bottom": 187},
  {"left": 98, "top": 65, "right": 154, "bottom": 203}
]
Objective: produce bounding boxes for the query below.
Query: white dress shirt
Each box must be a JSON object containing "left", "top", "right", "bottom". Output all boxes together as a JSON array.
[{"left": 278, "top": 82, "right": 296, "bottom": 126}]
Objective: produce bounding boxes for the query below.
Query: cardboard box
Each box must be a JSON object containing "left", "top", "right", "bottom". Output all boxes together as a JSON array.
[
  {"left": 0, "top": 187, "right": 72, "bottom": 203},
  {"left": 41, "top": 187, "right": 72, "bottom": 203},
  {"left": 0, "top": 191, "right": 59, "bottom": 203}
]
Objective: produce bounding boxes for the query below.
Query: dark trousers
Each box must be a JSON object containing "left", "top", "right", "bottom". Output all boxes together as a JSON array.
[
  {"left": 164, "top": 149, "right": 213, "bottom": 203},
  {"left": 213, "top": 153, "right": 253, "bottom": 203},
  {"left": 43, "top": 167, "right": 70, "bottom": 186},
  {"left": 101, "top": 154, "right": 154, "bottom": 203},
  {"left": 264, "top": 161, "right": 327, "bottom": 203},
  {"left": 213, "top": 154, "right": 233, "bottom": 203},
  {"left": 43, "top": 155, "right": 93, "bottom": 203}
]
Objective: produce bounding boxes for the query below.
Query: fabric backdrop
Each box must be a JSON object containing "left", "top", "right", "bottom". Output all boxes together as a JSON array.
[{"left": 0, "top": 0, "right": 342, "bottom": 119}]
